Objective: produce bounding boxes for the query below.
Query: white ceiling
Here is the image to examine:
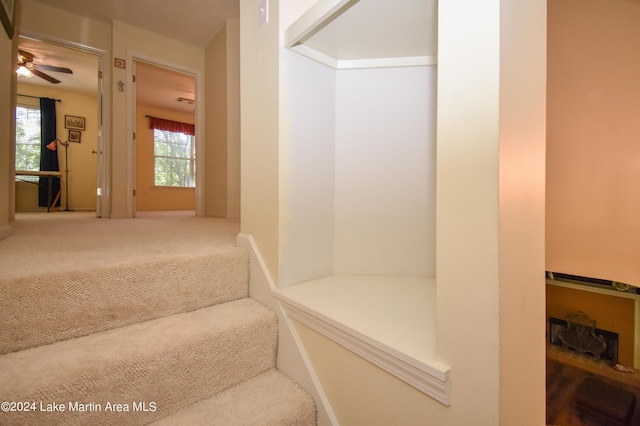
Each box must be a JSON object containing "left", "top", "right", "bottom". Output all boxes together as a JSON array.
[
  {"left": 16, "top": 0, "right": 229, "bottom": 114},
  {"left": 19, "top": 0, "right": 437, "bottom": 111},
  {"left": 302, "top": 0, "right": 437, "bottom": 61},
  {"left": 135, "top": 61, "right": 196, "bottom": 114},
  {"left": 18, "top": 37, "right": 99, "bottom": 95},
  {"left": 29, "top": 0, "right": 239, "bottom": 49},
  {"left": 17, "top": 37, "right": 196, "bottom": 114}
]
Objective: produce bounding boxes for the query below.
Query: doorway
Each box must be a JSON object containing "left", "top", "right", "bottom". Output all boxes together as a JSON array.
[
  {"left": 14, "top": 36, "right": 106, "bottom": 216},
  {"left": 132, "top": 60, "right": 197, "bottom": 215}
]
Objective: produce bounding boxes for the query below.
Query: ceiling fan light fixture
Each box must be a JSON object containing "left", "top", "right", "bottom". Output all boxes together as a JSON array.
[
  {"left": 16, "top": 48, "right": 71, "bottom": 84},
  {"left": 16, "top": 64, "right": 33, "bottom": 78}
]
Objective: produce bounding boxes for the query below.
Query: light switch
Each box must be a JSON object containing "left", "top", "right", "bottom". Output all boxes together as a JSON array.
[{"left": 258, "top": 0, "right": 269, "bottom": 27}]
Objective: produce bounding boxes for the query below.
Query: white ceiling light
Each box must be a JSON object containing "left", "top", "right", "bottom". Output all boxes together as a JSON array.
[{"left": 16, "top": 65, "right": 33, "bottom": 78}]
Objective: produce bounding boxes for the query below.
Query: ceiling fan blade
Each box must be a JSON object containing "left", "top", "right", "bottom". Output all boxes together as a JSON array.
[
  {"left": 18, "top": 49, "right": 34, "bottom": 63},
  {"left": 35, "top": 64, "right": 73, "bottom": 74},
  {"left": 31, "top": 68, "right": 61, "bottom": 84}
]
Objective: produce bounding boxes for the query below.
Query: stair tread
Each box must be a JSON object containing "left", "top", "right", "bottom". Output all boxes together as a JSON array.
[
  {"left": 1, "top": 215, "right": 317, "bottom": 425},
  {"left": 150, "top": 368, "right": 316, "bottom": 426},
  {"left": 0, "top": 298, "right": 278, "bottom": 425},
  {"left": 0, "top": 249, "right": 250, "bottom": 355}
]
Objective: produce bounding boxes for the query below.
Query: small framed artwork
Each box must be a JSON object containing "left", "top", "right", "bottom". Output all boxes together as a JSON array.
[
  {"left": 1, "top": 0, "right": 16, "bottom": 39},
  {"left": 114, "top": 58, "right": 125, "bottom": 69},
  {"left": 65, "top": 115, "right": 85, "bottom": 131},
  {"left": 68, "top": 129, "right": 81, "bottom": 143}
]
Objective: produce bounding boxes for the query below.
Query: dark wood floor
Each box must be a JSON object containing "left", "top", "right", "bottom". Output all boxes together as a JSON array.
[{"left": 547, "top": 354, "right": 640, "bottom": 426}]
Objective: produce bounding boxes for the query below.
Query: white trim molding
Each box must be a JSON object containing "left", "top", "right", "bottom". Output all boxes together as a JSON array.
[
  {"left": 273, "top": 288, "right": 452, "bottom": 406},
  {"left": 289, "top": 44, "right": 437, "bottom": 70},
  {"left": 236, "top": 233, "right": 339, "bottom": 426},
  {"left": 284, "top": 0, "right": 437, "bottom": 70}
]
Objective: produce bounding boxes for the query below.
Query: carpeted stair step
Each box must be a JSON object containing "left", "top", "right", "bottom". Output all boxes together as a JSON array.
[
  {"left": 0, "top": 298, "right": 276, "bottom": 426},
  {"left": 150, "top": 368, "right": 317, "bottom": 426},
  {"left": 0, "top": 248, "right": 249, "bottom": 355}
]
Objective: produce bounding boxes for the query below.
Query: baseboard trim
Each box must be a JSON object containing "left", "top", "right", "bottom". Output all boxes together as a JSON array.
[
  {"left": 0, "top": 225, "right": 13, "bottom": 240},
  {"left": 236, "top": 233, "right": 339, "bottom": 426},
  {"left": 0, "top": 224, "right": 12, "bottom": 241}
]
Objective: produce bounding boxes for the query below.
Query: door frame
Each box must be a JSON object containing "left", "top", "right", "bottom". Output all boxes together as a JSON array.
[
  {"left": 16, "top": 32, "right": 110, "bottom": 218},
  {"left": 126, "top": 52, "right": 204, "bottom": 217}
]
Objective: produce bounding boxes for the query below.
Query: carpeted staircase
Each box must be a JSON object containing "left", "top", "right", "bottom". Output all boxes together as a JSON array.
[{"left": 0, "top": 246, "right": 316, "bottom": 425}]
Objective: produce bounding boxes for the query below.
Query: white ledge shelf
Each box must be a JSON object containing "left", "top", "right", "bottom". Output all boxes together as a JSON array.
[
  {"left": 273, "top": 275, "right": 451, "bottom": 406},
  {"left": 284, "top": 0, "right": 438, "bottom": 70}
]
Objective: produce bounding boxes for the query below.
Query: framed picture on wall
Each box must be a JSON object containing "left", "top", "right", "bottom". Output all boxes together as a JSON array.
[
  {"left": 1, "top": 0, "right": 16, "bottom": 39},
  {"left": 68, "top": 129, "right": 81, "bottom": 143},
  {"left": 65, "top": 115, "right": 86, "bottom": 131}
]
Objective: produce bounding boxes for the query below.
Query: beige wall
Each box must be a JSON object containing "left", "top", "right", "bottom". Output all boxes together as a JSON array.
[
  {"left": 204, "top": 24, "right": 228, "bottom": 217},
  {"left": 135, "top": 104, "right": 195, "bottom": 211},
  {"left": 111, "top": 21, "right": 205, "bottom": 218},
  {"left": 19, "top": 0, "right": 111, "bottom": 53},
  {"left": 546, "top": 0, "right": 640, "bottom": 286},
  {"left": 15, "top": 83, "right": 98, "bottom": 212},
  {"left": 294, "top": 320, "right": 447, "bottom": 426},
  {"left": 240, "top": 0, "right": 281, "bottom": 282},
  {"left": 225, "top": 18, "right": 240, "bottom": 219},
  {"left": 203, "top": 21, "right": 241, "bottom": 219}
]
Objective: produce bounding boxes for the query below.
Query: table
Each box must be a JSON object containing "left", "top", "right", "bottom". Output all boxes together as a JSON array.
[{"left": 15, "top": 170, "right": 62, "bottom": 212}]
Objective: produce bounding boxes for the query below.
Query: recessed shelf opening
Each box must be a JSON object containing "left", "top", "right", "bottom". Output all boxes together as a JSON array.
[{"left": 279, "top": 0, "right": 448, "bottom": 405}]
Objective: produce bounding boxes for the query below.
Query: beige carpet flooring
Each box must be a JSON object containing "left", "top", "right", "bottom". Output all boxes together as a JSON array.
[
  {"left": 0, "top": 211, "right": 240, "bottom": 280},
  {"left": 0, "top": 211, "right": 318, "bottom": 425}
]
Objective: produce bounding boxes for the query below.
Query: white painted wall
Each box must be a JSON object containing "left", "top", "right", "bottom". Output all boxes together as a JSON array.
[
  {"left": 278, "top": 0, "right": 436, "bottom": 287},
  {"left": 279, "top": 56, "right": 436, "bottom": 282},
  {"left": 435, "top": 0, "right": 546, "bottom": 423},
  {"left": 279, "top": 48, "right": 336, "bottom": 286},
  {"left": 435, "top": 0, "right": 502, "bottom": 421},
  {"left": 262, "top": 0, "right": 546, "bottom": 424},
  {"left": 334, "top": 66, "right": 436, "bottom": 276}
]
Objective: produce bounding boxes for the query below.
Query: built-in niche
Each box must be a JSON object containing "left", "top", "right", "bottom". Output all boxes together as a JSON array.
[{"left": 273, "top": 0, "right": 450, "bottom": 405}]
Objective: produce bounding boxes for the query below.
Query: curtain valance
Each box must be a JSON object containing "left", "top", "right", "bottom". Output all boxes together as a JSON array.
[{"left": 148, "top": 116, "right": 195, "bottom": 136}]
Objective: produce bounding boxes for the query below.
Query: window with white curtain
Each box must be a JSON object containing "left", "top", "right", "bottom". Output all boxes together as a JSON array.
[
  {"left": 153, "top": 128, "right": 195, "bottom": 187},
  {"left": 15, "top": 105, "right": 41, "bottom": 181}
]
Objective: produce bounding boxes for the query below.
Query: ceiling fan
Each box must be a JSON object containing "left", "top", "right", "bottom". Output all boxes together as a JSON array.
[{"left": 17, "top": 49, "right": 73, "bottom": 84}]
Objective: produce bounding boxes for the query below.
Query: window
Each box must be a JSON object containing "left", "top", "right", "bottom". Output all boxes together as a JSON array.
[
  {"left": 153, "top": 129, "right": 195, "bottom": 187},
  {"left": 15, "top": 105, "right": 41, "bottom": 180}
]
